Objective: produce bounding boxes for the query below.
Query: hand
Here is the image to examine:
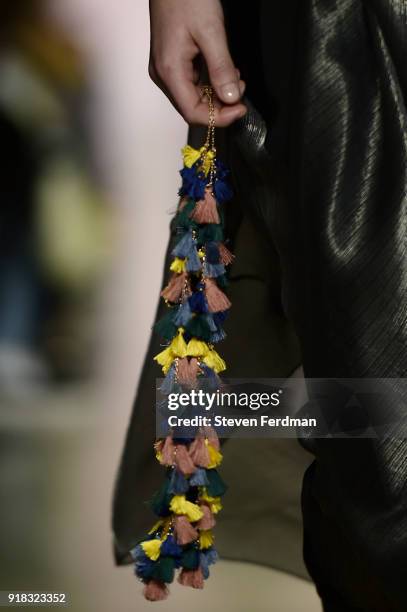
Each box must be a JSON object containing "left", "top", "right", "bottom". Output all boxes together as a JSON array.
[{"left": 149, "top": 0, "right": 247, "bottom": 126}]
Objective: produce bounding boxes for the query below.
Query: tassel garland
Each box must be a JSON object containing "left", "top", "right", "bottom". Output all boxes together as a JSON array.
[{"left": 133, "top": 86, "right": 233, "bottom": 600}]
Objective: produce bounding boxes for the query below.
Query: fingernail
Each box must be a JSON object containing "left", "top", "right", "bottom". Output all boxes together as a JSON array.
[{"left": 220, "top": 82, "right": 240, "bottom": 102}]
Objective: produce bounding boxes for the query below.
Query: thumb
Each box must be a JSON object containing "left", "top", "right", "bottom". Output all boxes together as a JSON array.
[{"left": 195, "top": 21, "right": 241, "bottom": 104}]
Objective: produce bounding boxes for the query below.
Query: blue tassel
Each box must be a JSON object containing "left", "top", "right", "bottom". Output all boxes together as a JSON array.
[
  {"left": 204, "top": 262, "right": 226, "bottom": 278},
  {"left": 199, "top": 364, "right": 222, "bottom": 390},
  {"left": 204, "top": 314, "right": 218, "bottom": 332},
  {"left": 179, "top": 166, "right": 206, "bottom": 200},
  {"left": 134, "top": 558, "right": 155, "bottom": 580},
  {"left": 173, "top": 300, "right": 193, "bottom": 326},
  {"left": 205, "top": 241, "right": 220, "bottom": 264},
  {"left": 213, "top": 311, "right": 228, "bottom": 325},
  {"left": 199, "top": 548, "right": 219, "bottom": 580},
  {"left": 130, "top": 544, "right": 145, "bottom": 562},
  {"left": 160, "top": 534, "right": 183, "bottom": 557},
  {"left": 211, "top": 328, "right": 226, "bottom": 343},
  {"left": 213, "top": 178, "right": 233, "bottom": 204},
  {"left": 215, "top": 159, "right": 229, "bottom": 179},
  {"left": 189, "top": 467, "right": 209, "bottom": 487},
  {"left": 168, "top": 468, "right": 190, "bottom": 494},
  {"left": 172, "top": 230, "right": 194, "bottom": 258},
  {"left": 188, "top": 289, "right": 207, "bottom": 313},
  {"left": 186, "top": 246, "right": 202, "bottom": 272},
  {"left": 159, "top": 363, "right": 176, "bottom": 395}
]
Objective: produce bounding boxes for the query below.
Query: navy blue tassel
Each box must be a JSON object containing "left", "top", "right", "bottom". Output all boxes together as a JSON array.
[
  {"left": 213, "top": 178, "right": 233, "bottom": 204},
  {"left": 179, "top": 166, "right": 206, "bottom": 200},
  {"left": 188, "top": 288, "right": 207, "bottom": 313},
  {"left": 205, "top": 241, "right": 220, "bottom": 264},
  {"left": 160, "top": 534, "right": 183, "bottom": 558}
]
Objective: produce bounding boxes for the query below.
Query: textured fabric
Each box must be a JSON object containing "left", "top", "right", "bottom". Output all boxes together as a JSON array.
[
  {"left": 224, "top": 1, "right": 407, "bottom": 610},
  {"left": 112, "top": 1, "right": 407, "bottom": 610}
]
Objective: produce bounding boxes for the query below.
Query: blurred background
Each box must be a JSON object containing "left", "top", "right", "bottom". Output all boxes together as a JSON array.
[{"left": 0, "top": 1, "right": 320, "bottom": 610}]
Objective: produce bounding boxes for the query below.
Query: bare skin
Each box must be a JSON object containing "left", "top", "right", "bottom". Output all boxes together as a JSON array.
[{"left": 149, "top": 0, "right": 247, "bottom": 126}]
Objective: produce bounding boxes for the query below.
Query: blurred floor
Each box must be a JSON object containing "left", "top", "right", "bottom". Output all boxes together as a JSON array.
[{"left": 0, "top": 386, "right": 321, "bottom": 612}]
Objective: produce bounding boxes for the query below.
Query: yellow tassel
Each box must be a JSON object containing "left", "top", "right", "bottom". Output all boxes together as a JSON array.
[
  {"left": 199, "top": 529, "right": 214, "bottom": 550},
  {"left": 170, "top": 258, "right": 186, "bottom": 273},
  {"left": 170, "top": 328, "right": 188, "bottom": 358},
  {"left": 182, "top": 145, "right": 203, "bottom": 168},
  {"left": 206, "top": 439, "right": 223, "bottom": 468},
  {"left": 201, "top": 150, "right": 215, "bottom": 175},
  {"left": 141, "top": 539, "right": 162, "bottom": 561},
  {"left": 170, "top": 495, "right": 204, "bottom": 522},
  {"left": 153, "top": 346, "right": 174, "bottom": 374},
  {"left": 198, "top": 249, "right": 205, "bottom": 259},
  {"left": 203, "top": 348, "right": 226, "bottom": 373},
  {"left": 148, "top": 519, "right": 164, "bottom": 535},
  {"left": 199, "top": 489, "right": 223, "bottom": 514},
  {"left": 187, "top": 338, "right": 209, "bottom": 358}
]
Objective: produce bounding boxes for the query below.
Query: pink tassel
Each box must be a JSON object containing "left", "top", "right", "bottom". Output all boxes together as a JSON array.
[
  {"left": 189, "top": 435, "right": 210, "bottom": 467},
  {"left": 218, "top": 242, "right": 235, "bottom": 265},
  {"left": 177, "top": 357, "right": 200, "bottom": 386},
  {"left": 154, "top": 439, "right": 164, "bottom": 454},
  {"left": 204, "top": 278, "right": 231, "bottom": 313},
  {"left": 175, "top": 444, "right": 196, "bottom": 475},
  {"left": 143, "top": 580, "right": 169, "bottom": 601},
  {"left": 161, "top": 272, "right": 187, "bottom": 302},
  {"left": 174, "top": 515, "right": 199, "bottom": 544},
  {"left": 197, "top": 504, "right": 216, "bottom": 530},
  {"left": 190, "top": 189, "right": 220, "bottom": 224},
  {"left": 160, "top": 436, "right": 175, "bottom": 466},
  {"left": 203, "top": 426, "right": 220, "bottom": 451},
  {"left": 178, "top": 568, "right": 204, "bottom": 589}
]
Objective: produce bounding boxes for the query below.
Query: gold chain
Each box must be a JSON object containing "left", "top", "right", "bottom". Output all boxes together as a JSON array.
[{"left": 200, "top": 85, "right": 216, "bottom": 187}]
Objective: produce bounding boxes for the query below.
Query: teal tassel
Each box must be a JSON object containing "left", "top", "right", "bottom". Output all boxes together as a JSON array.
[
  {"left": 150, "top": 477, "right": 172, "bottom": 517},
  {"left": 197, "top": 224, "right": 224, "bottom": 244},
  {"left": 206, "top": 469, "right": 228, "bottom": 496},
  {"left": 154, "top": 309, "right": 178, "bottom": 340},
  {"left": 174, "top": 199, "right": 197, "bottom": 230},
  {"left": 185, "top": 315, "right": 212, "bottom": 342},
  {"left": 216, "top": 274, "right": 228, "bottom": 288},
  {"left": 151, "top": 556, "right": 176, "bottom": 583},
  {"left": 181, "top": 547, "right": 200, "bottom": 570}
]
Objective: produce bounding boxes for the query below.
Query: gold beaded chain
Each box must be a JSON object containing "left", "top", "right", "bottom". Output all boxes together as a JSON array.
[{"left": 200, "top": 85, "right": 216, "bottom": 187}]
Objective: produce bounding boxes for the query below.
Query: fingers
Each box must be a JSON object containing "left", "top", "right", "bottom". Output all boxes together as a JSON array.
[
  {"left": 151, "top": 57, "right": 246, "bottom": 127},
  {"left": 194, "top": 20, "right": 242, "bottom": 105}
]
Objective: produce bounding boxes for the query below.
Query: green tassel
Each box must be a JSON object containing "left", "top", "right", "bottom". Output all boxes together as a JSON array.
[
  {"left": 185, "top": 315, "right": 212, "bottom": 342},
  {"left": 197, "top": 224, "right": 224, "bottom": 244},
  {"left": 154, "top": 309, "right": 178, "bottom": 341},
  {"left": 181, "top": 546, "right": 200, "bottom": 569},
  {"left": 206, "top": 469, "right": 228, "bottom": 496},
  {"left": 175, "top": 199, "right": 197, "bottom": 230},
  {"left": 150, "top": 478, "right": 172, "bottom": 517},
  {"left": 151, "top": 556, "right": 176, "bottom": 583},
  {"left": 216, "top": 274, "right": 228, "bottom": 289}
]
